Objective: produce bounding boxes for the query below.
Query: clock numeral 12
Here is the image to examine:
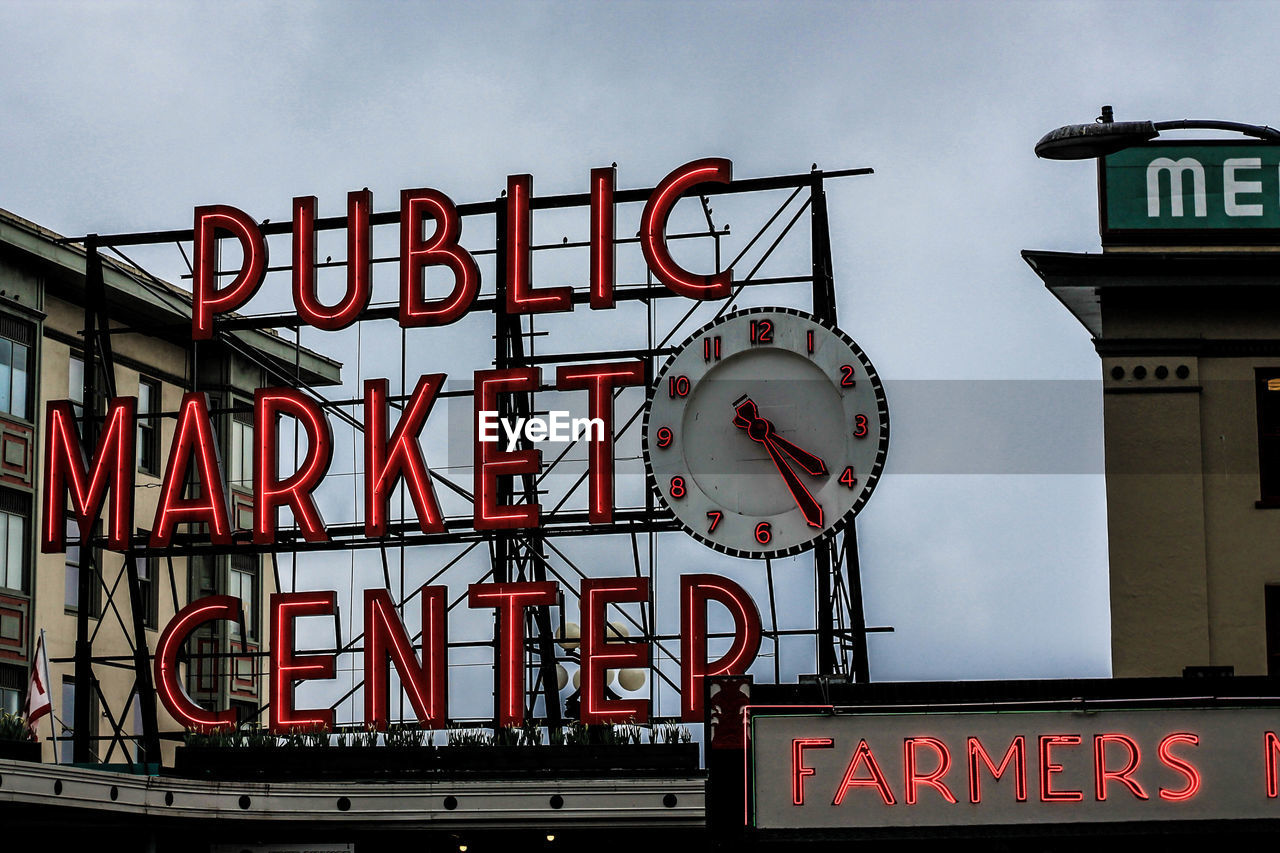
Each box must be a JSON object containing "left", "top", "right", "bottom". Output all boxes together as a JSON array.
[
  {"left": 750, "top": 319, "right": 773, "bottom": 344},
  {"left": 706, "top": 511, "right": 722, "bottom": 532}
]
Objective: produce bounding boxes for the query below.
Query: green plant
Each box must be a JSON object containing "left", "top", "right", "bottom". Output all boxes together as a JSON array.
[
  {"left": 653, "top": 722, "right": 691, "bottom": 744},
  {"left": 384, "top": 723, "right": 431, "bottom": 748},
  {"left": 617, "top": 722, "right": 643, "bottom": 745},
  {"left": 0, "top": 711, "right": 32, "bottom": 742},
  {"left": 518, "top": 719, "right": 542, "bottom": 746},
  {"left": 446, "top": 725, "right": 492, "bottom": 746},
  {"left": 282, "top": 724, "right": 330, "bottom": 748}
]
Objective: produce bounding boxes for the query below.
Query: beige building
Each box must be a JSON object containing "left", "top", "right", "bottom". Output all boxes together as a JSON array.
[
  {"left": 1026, "top": 247, "right": 1280, "bottom": 678},
  {"left": 0, "top": 209, "right": 340, "bottom": 763}
]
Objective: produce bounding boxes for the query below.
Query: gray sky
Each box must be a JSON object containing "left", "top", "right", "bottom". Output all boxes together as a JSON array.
[{"left": 5, "top": 0, "right": 1274, "bottom": 705}]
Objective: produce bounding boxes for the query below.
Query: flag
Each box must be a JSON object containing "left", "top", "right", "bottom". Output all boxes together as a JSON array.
[{"left": 23, "top": 631, "right": 50, "bottom": 739}]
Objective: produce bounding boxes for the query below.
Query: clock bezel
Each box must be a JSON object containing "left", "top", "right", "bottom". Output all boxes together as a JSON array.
[{"left": 642, "top": 306, "right": 890, "bottom": 559}]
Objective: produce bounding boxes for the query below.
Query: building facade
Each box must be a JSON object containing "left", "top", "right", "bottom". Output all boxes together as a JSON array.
[
  {"left": 0, "top": 208, "right": 340, "bottom": 763},
  {"left": 1026, "top": 140, "right": 1280, "bottom": 677}
]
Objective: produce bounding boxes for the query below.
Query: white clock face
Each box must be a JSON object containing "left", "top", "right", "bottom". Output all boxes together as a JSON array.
[{"left": 644, "top": 307, "right": 888, "bottom": 558}]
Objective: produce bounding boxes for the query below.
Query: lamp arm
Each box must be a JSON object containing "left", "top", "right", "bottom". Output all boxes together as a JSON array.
[{"left": 1151, "top": 119, "right": 1280, "bottom": 141}]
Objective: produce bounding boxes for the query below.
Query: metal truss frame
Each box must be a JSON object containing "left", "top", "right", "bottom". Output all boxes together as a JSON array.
[{"left": 55, "top": 166, "right": 878, "bottom": 764}]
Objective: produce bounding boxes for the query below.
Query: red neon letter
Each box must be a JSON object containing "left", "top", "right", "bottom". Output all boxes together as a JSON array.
[
  {"left": 270, "top": 591, "right": 336, "bottom": 733},
  {"left": 555, "top": 360, "right": 645, "bottom": 523},
  {"left": 468, "top": 582, "right": 558, "bottom": 727},
  {"left": 640, "top": 158, "right": 733, "bottom": 300},
  {"left": 42, "top": 397, "right": 135, "bottom": 552},
  {"left": 505, "top": 174, "right": 572, "bottom": 314},
  {"left": 680, "top": 574, "right": 762, "bottom": 722},
  {"left": 1158, "top": 732, "right": 1201, "bottom": 802},
  {"left": 1094, "top": 733, "right": 1148, "bottom": 801},
  {"left": 364, "top": 586, "right": 447, "bottom": 730},
  {"left": 254, "top": 388, "right": 332, "bottom": 544},
  {"left": 579, "top": 577, "right": 649, "bottom": 724},
  {"left": 292, "top": 191, "right": 372, "bottom": 331},
  {"left": 399, "top": 188, "right": 480, "bottom": 327},
  {"left": 792, "top": 738, "right": 833, "bottom": 805},
  {"left": 193, "top": 205, "right": 267, "bottom": 340},
  {"left": 473, "top": 368, "right": 542, "bottom": 530},
  {"left": 1267, "top": 731, "right": 1280, "bottom": 798},
  {"left": 365, "top": 375, "right": 446, "bottom": 537},
  {"left": 832, "top": 739, "right": 896, "bottom": 805},
  {"left": 967, "top": 735, "right": 1027, "bottom": 803},
  {"left": 154, "top": 595, "right": 240, "bottom": 733},
  {"left": 1039, "top": 734, "right": 1083, "bottom": 802},
  {"left": 590, "top": 166, "right": 616, "bottom": 309},
  {"left": 904, "top": 737, "right": 957, "bottom": 805},
  {"left": 151, "top": 393, "right": 232, "bottom": 547}
]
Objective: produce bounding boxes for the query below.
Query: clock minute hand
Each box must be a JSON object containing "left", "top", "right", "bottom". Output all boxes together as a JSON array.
[
  {"left": 766, "top": 433, "right": 827, "bottom": 477},
  {"left": 732, "top": 396, "right": 824, "bottom": 529}
]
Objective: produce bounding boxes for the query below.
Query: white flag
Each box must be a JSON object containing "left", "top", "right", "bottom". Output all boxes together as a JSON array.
[{"left": 23, "top": 631, "right": 50, "bottom": 739}]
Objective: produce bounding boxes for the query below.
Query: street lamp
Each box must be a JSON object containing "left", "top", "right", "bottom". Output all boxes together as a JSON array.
[{"left": 1035, "top": 105, "right": 1280, "bottom": 160}]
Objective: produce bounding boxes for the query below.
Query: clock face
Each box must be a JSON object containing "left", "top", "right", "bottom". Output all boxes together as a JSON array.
[{"left": 644, "top": 307, "right": 889, "bottom": 559}]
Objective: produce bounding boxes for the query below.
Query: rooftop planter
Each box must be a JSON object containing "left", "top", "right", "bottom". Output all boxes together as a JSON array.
[
  {"left": 0, "top": 711, "right": 41, "bottom": 763},
  {"left": 171, "top": 722, "right": 698, "bottom": 781}
]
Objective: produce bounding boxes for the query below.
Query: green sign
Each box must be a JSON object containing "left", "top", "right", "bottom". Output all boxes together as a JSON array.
[{"left": 1102, "top": 142, "right": 1280, "bottom": 243}]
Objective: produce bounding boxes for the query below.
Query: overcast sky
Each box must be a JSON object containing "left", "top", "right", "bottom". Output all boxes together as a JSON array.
[{"left": 5, "top": 1, "right": 1276, "bottom": 712}]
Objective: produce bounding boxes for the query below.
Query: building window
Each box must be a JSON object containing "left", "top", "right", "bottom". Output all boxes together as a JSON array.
[
  {"left": 0, "top": 489, "right": 29, "bottom": 594},
  {"left": 133, "top": 539, "right": 158, "bottom": 630},
  {"left": 68, "top": 354, "right": 84, "bottom": 420},
  {"left": 64, "top": 517, "right": 99, "bottom": 616},
  {"left": 57, "top": 677, "right": 95, "bottom": 763},
  {"left": 1260, "top": 370, "right": 1280, "bottom": 504},
  {"left": 1268, "top": 586, "right": 1280, "bottom": 676},
  {"left": 0, "top": 663, "right": 21, "bottom": 716},
  {"left": 229, "top": 554, "right": 258, "bottom": 641},
  {"left": 137, "top": 377, "right": 160, "bottom": 476},
  {"left": 228, "top": 403, "right": 253, "bottom": 491},
  {"left": 0, "top": 316, "right": 32, "bottom": 421}
]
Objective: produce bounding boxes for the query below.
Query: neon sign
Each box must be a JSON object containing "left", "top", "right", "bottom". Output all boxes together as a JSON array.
[
  {"left": 752, "top": 708, "right": 1280, "bottom": 828},
  {"left": 45, "top": 158, "right": 782, "bottom": 732}
]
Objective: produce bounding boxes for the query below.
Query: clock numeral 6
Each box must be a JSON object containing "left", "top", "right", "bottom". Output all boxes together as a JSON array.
[
  {"left": 670, "top": 476, "right": 686, "bottom": 499},
  {"left": 754, "top": 521, "right": 772, "bottom": 545},
  {"left": 750, "top": 319, "right": 773, "bottom": 344},
  {"left": 840, "top": 365, "right": 857, "bottom": 387},
  {"left": 655, "top": 426, "right": 673, "bottom": 449},
  {"left": 668, "top": 375, "right": 691, "bottom": 398},
  {"left": 839, "top": 466, "right": 857, "bottom": 488},
  {"left": 853, "top": 414, "right": 869, "bottom": 439},
  {"left": 706, "top": 511, "right": 722, "bottom": 532}
]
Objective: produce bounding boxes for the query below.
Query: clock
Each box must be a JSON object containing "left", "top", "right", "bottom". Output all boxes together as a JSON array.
[{"left": 643, "top": 307, "right": 888, "bottom": 558}]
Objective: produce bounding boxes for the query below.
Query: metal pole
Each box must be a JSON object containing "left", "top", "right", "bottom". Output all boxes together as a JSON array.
[{"left": 73, "top": 237, "right": 100, "bottom": 763}]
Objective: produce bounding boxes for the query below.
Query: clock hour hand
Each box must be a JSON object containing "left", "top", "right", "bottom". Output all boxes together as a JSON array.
[
  {"left": 731, "top": 397, "right": 828, "bottom": 476},
  {"left": 732, "top": 396, "right": 824, "bottom": 529}
]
